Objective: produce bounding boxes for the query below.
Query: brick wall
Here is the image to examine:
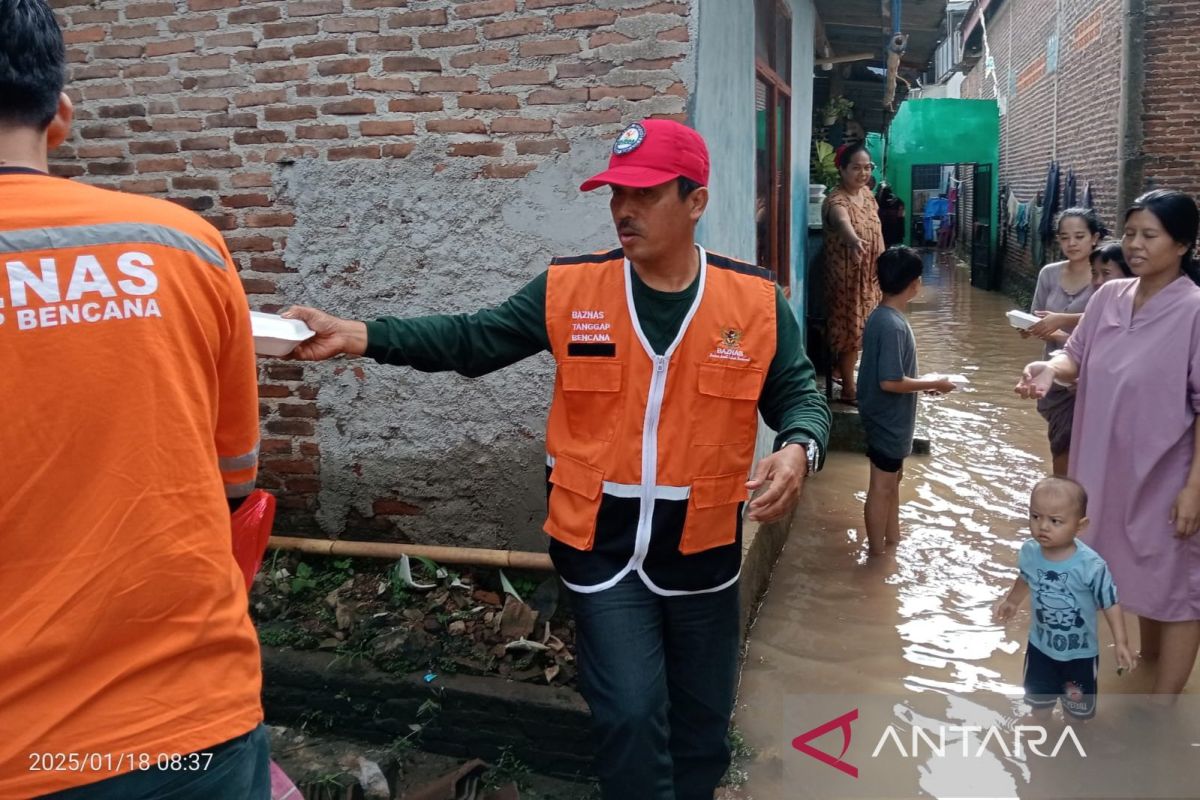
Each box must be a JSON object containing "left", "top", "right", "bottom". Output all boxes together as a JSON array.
[
  {"left": 1142, "top": 1, "right": 1200, "bottom": 197},
  {"left": 50, "top": 0, "right": 693, "bottom": 542},
  {"left": 959, "top": 0, "right": 1123, "bottom": 295}
]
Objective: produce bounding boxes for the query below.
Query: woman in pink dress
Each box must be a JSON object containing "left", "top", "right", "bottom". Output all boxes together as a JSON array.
[{"left": 1017, "top": 190, "right": 1200, "bottom": 695}]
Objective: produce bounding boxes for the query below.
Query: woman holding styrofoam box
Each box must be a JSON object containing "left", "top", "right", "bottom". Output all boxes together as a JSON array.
[{"left": 1013, "top": 208, "right": 1104, "bottom": 476}]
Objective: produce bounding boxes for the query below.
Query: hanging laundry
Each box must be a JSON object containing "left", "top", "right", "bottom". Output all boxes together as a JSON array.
[
  {"left": 1007, "top": 188, "right": 1020, "bottom": 228},
  {"left": 1031, "top": 205, "right": 1045, "bottom": 266},
  {"left": 1083, "top": 180, "right": 1094, "bottom": 210},
  {"left": 1016, "top": 202, "right": 1031, "bottom": 247},
  {"left": 1037, "top": 162, "right": 1061, "bottom": 242},
  {"left": 1065, "top": 168, "right": 1077, "bottom": 208}
]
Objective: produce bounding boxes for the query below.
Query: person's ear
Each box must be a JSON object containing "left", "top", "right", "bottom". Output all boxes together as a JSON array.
[
  {"left": 1077, "top": 516, "right": 1090, "bottom": 534},
  {"left": 688, "top": 186, "right": 709, "bottom": 222},
  {"left": 45, "top": 93, "right": 74, "bottom": 150}
]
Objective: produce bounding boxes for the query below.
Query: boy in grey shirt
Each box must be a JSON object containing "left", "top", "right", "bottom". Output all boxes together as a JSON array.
[{"left": 858, "top": 247, "right": 955, "bottom": 555}]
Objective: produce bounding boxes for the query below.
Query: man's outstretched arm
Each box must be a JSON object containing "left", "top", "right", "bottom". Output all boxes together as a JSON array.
[{"left": 285, "top": 272, "right": 551, "bottom": 377}]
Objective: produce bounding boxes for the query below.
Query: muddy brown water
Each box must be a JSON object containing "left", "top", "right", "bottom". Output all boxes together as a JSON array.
[{"left": 733, "top": 255, "right": 1200, "bottom": 800}]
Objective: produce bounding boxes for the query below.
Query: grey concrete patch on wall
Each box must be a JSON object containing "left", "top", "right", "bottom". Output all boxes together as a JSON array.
[{"left": 275, "top": 141, "right": 617, "bottom": 550}]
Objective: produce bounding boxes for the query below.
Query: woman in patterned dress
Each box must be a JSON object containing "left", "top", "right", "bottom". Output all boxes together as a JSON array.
[{"left": 823, "top": 142, "right": 885, "bottom": 404}]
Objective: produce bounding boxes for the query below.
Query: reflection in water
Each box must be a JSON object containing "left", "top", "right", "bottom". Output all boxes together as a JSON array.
[{"left": 733, "top": 255, "right": 1198, "bottom": 800}]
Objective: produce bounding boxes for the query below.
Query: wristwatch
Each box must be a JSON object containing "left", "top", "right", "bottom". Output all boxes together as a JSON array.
[{"left": 782, "top": 438, "right": 822, "bottom": 476}]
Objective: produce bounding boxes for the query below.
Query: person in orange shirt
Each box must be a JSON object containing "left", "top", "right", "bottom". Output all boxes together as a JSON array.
[{"left": 0, "top": 1, "right": 269, "bottom": 797}]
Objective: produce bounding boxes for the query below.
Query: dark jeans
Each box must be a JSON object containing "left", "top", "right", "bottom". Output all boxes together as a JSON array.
[
  {"left": 568, "top": 573, "right": 740, "bottom": 800},
  {"left": 41, "top": 724, "right": 270, "bottom": 800}
]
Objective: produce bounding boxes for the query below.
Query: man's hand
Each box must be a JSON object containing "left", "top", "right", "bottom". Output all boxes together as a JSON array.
[
  {"left": 282, "top": 306, "right": 369, "bottom": 361},
  {"left": 925, "top": 379, "right": 956, "bottom": 396},
  {"left": 745, "top": 444, "right": 808, "bottom": 523}
]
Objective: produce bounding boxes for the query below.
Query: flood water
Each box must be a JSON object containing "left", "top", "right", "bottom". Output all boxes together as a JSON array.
[{"left": 732, "top": 254, "right": 1200, "bottom": 800}]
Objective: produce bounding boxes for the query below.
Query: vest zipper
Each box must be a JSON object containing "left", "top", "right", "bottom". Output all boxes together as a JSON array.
[{"left": 633, "top": 354, "right": 669, "bottom": 567}]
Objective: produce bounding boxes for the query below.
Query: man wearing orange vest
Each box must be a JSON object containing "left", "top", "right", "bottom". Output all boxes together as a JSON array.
[
  {"left": 0, "top": 1, "right": 269, "bottom": 797},
  {"left": 287, "top": 119, "right": 830, "bottom": 799}
]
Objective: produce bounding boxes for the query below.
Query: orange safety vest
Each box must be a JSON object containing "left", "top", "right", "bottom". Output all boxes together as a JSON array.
[{"left": 543, "top": 246, "right": 777, "bottom": 590}]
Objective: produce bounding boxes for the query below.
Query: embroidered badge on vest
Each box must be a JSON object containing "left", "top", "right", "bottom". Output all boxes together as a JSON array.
[
  {"left": 711, "top": 327, "right": 750, "bottom": 362},
  {"left": 613, "top": 123, "right": 646, "bottom": 155}
]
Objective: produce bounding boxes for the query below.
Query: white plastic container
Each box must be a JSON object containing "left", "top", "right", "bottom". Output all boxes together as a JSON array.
[
  {"left": 251, "top": 311, "right": 315, "bottom": 357},
  {"left": 1006, "top": 309, "right": 1040, "bottom": 330},
  {"left": 920, "top": 373, "right": 970, "bottom": 389}
]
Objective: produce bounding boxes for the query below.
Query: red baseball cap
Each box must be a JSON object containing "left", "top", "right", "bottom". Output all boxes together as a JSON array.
[{"left": 580, "top": 119, "right": 710, "bottom": 192}]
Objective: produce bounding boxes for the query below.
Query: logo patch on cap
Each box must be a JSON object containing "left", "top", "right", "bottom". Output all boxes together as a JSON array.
[{"left": 612, "top": 122, "right": 646, "bottom": 155}]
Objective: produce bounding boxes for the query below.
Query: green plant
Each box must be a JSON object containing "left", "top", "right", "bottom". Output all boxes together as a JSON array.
[
  {"left": 721, "top": 725, "right": 756, "bottom": 789},
  {"left": 811, "top": 140, "right": 839, "bottom": 191},
  {"left": 485, "top": 747, "right": 533, "bottom": 791},
  {"left": 290, "top": 562, "right": 319, "bottom": 595},
  {"left": 819, "top": 95, "right": 854, "bottom": 123}
]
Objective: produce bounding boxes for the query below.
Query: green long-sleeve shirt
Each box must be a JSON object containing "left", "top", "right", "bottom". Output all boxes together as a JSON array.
[{"left": 364, "top": 267, "right": 831, "bottom": 458}]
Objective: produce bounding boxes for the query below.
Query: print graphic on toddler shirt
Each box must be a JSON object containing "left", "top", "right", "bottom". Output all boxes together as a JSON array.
[{"left": 1034, "top": 570, "right": 1085, "bottom": 633}]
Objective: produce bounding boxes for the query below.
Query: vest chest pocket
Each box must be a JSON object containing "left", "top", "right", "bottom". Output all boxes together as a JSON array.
[
  {"left": 559, "top": 360, "right": 624, "bottom": 442},
  {"left": 679, "top": 471, "right": 748, "bottom": 554},
  {"left": 692, "top": 363, "right": 764, "bottom": 446},
  {"left": 544, "top": 454, "right": 604, "bottom": 551}
]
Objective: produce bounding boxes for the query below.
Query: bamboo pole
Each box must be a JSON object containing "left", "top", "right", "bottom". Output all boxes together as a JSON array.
[{"left": 267, "top": 536, "right": 555, "bottom": 572}]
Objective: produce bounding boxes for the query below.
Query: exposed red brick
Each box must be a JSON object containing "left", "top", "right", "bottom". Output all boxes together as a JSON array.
[
  {"left": 235, "top": 89, "right": 288, "bottom": 108},
  {"left": 120, "top": 177, "right": 169, "bottom": 194},
  {"left": 64, "top": 26, "right": 106, "bottom": 44},
  {"left": 589, "top": 31, "right": 634, "bottom": 47},
  {"left": 382, "top": 55, "right": 443, "bottom": 71},
  {"left": 555, "top": 60, "right": 614, "bottom": 78},
  {"left": 98, "top": 102, "right": 146, "bottom": 118},
  {"left": 489, "top": 69, "right": 551, "bottom": 87},
  {"left": 389, "top": 96, "right": 444, "bottom": 112},
  {"left": 328, "top": 145, "right": 382, "bottom": 160},
  {"left": 418, "top": 29, "right": 478, "bottom": 48},
  {"left": 234, "top": 129, "right": 288, "bottom": 145},
  {"left": 136, "top": 157, "right": 188, "bottom": 172},
  {"left": 76, "top": 143, "right": 125, "bottom": 158},
  {"left": 449, "top": 49, "right": 510, "bottom": 68},
  {"left": 448, "top": 141, "right": 504, "bottom": 157},
  {"left": 354, "top": 34, "right": 413, "bottom": 52},
  {"left": 513, "top": 137, "right": 568, "bottom": 154},
  {"left": 481, "top": 162, "right": 538, "bottom": 178},
  {"left": 455, "top": 0, "right": 515, "bottom": 19},
  {"left": 88, "top": 161, "right": 136, "bottom": 176},
  {"left": 241, "top": 278, "right": 279, "bottom": 295},
  {"left": 626, "top": 58, "right": 679, "bottom": 70},
  {"left": 245, "top": 212, "right": 296, "bottom": 228},
  {"left": 361, "top": 120, "right": 417, "bottom": 135},
  {"left": 192, "top": 152, "right": 245, "bottom": 168},
  {"left": 229, "top": 6, "right": 281, "bottom": 24},
  {"left": 173, "top": 175, "right": 220, "bottom": 190},
  {"left": 188, "top": 0, "right": 238, "bottom": 9},
  {"left": 94, "top": 44, "right": 144, "bottom": 59},
  {"left": 256, "top": 65, "right": 311, "bottom": 83},
  {"left": 589, "top": 85, "right": 655, "bottom": 101},
  {"left": 426, "top": 118, "right": 488, "bottom": 134},
  {"left": 207, "top": 31, "right": 257, "bottom": 48},
  {"left": 233, "top": 172, "right": 274, "bottom": 188},
  {"left": 234, "top": 46, "right": 292, "bottom": 64},
  {"left": 170, "top": 15, "right": 220, "bottom": 32},
  {"left": 317, "top": 58, "right": 370, "bottom": 76},
  {"left": 294, "top": 40, "right": 350, "bottom": 58},
  {"left": 150, "top": 117, "right": 203, "bottom": 132},
  {"left": 265, "top": 105, "right": 319, "bottom": 121},
  {"left": 528, "top": 87, "right": 588, "bottom": 105},
  {"left": 525, "top": 0, "right": 575, "bottom": 7},
  {"left": 383, "top": 142, "right": 416, "bottom": 158},
  {"left": 297, "top": 83, "right": 352, "bottom": 97},
  {"left": 259, "top": 385, "right": 293, "bottom": 399},
  {"left": 350, "top": 0, "right": 407, "bottom": 7},
  {"left": 226, "top": 235, "right": 276, "bottom": 253},
  {"left": 111, "top": 23, "right": 159, "bottom": 40},
  {"left": 420, "top": 75, "right": 479, "bottom": 92},
  {"left": 287, "top": 0, "right": 343, "bottom": 16},
  {"left": 554, "top": 10, "right": 617, "bottom": 29},
  {"left": 483, "top": 17, "right": 543, "bottom": 39},
  {"left": 181, "top": 135, "right": 231, "bottom": 151},
  {"left": 296, "top": 124, "right": 350, "bottom": 139},
  {"left": 71, "top": 8, "right": 119, "bottom": 23},
  {"left": 179, "top": 54, "right": 233, "bottom": 71},
  {"left": 251, "top": 255, "right": 293, "bottom": 272},
  {"left": 322, "top": 98, "right": 377, "bottom": 115},
  {"left": 263, "top": 21, "right": 319, "bottom": 39},
  {"left": 130, "top": 140, "right": 179, "bottom": 154},
  {"left": 323, "top": 17, "right": 380, "bottom": 33},
  {"left": 267, "top": 364, "right": 305, "bottom": 381},
  {"left": 458, "top": 93, "right": 520, "bottom": 110},
  {"left": 356, "top": 76, "right": 416, "bottom": 92},
  {"left": 657, "top": 25, "right": 689, "bottom": 42},
  {"left": 144, "top": 38, "right": 196, "bottom": 57},
  {"left": 388, "top": 9, "right": 448, "bottom": 27},
  {"left": 491, "top": 116, "right": 554, "bottom": 133}
]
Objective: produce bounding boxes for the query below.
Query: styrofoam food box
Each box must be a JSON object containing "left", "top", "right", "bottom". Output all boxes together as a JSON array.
[
  {"left": 920, "top": 373, "right": 970, "bottom": 389},
  {"left": 1006, "top": 309, "right": 1041, "bottom": 330},
  {"left": 251, "top": 311, "right": 315, "bottom": 357}
]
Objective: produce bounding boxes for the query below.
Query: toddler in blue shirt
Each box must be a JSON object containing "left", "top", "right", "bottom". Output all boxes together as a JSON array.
[{"left": 995, "top": 477, "right": 1136, "bottom": 720}]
